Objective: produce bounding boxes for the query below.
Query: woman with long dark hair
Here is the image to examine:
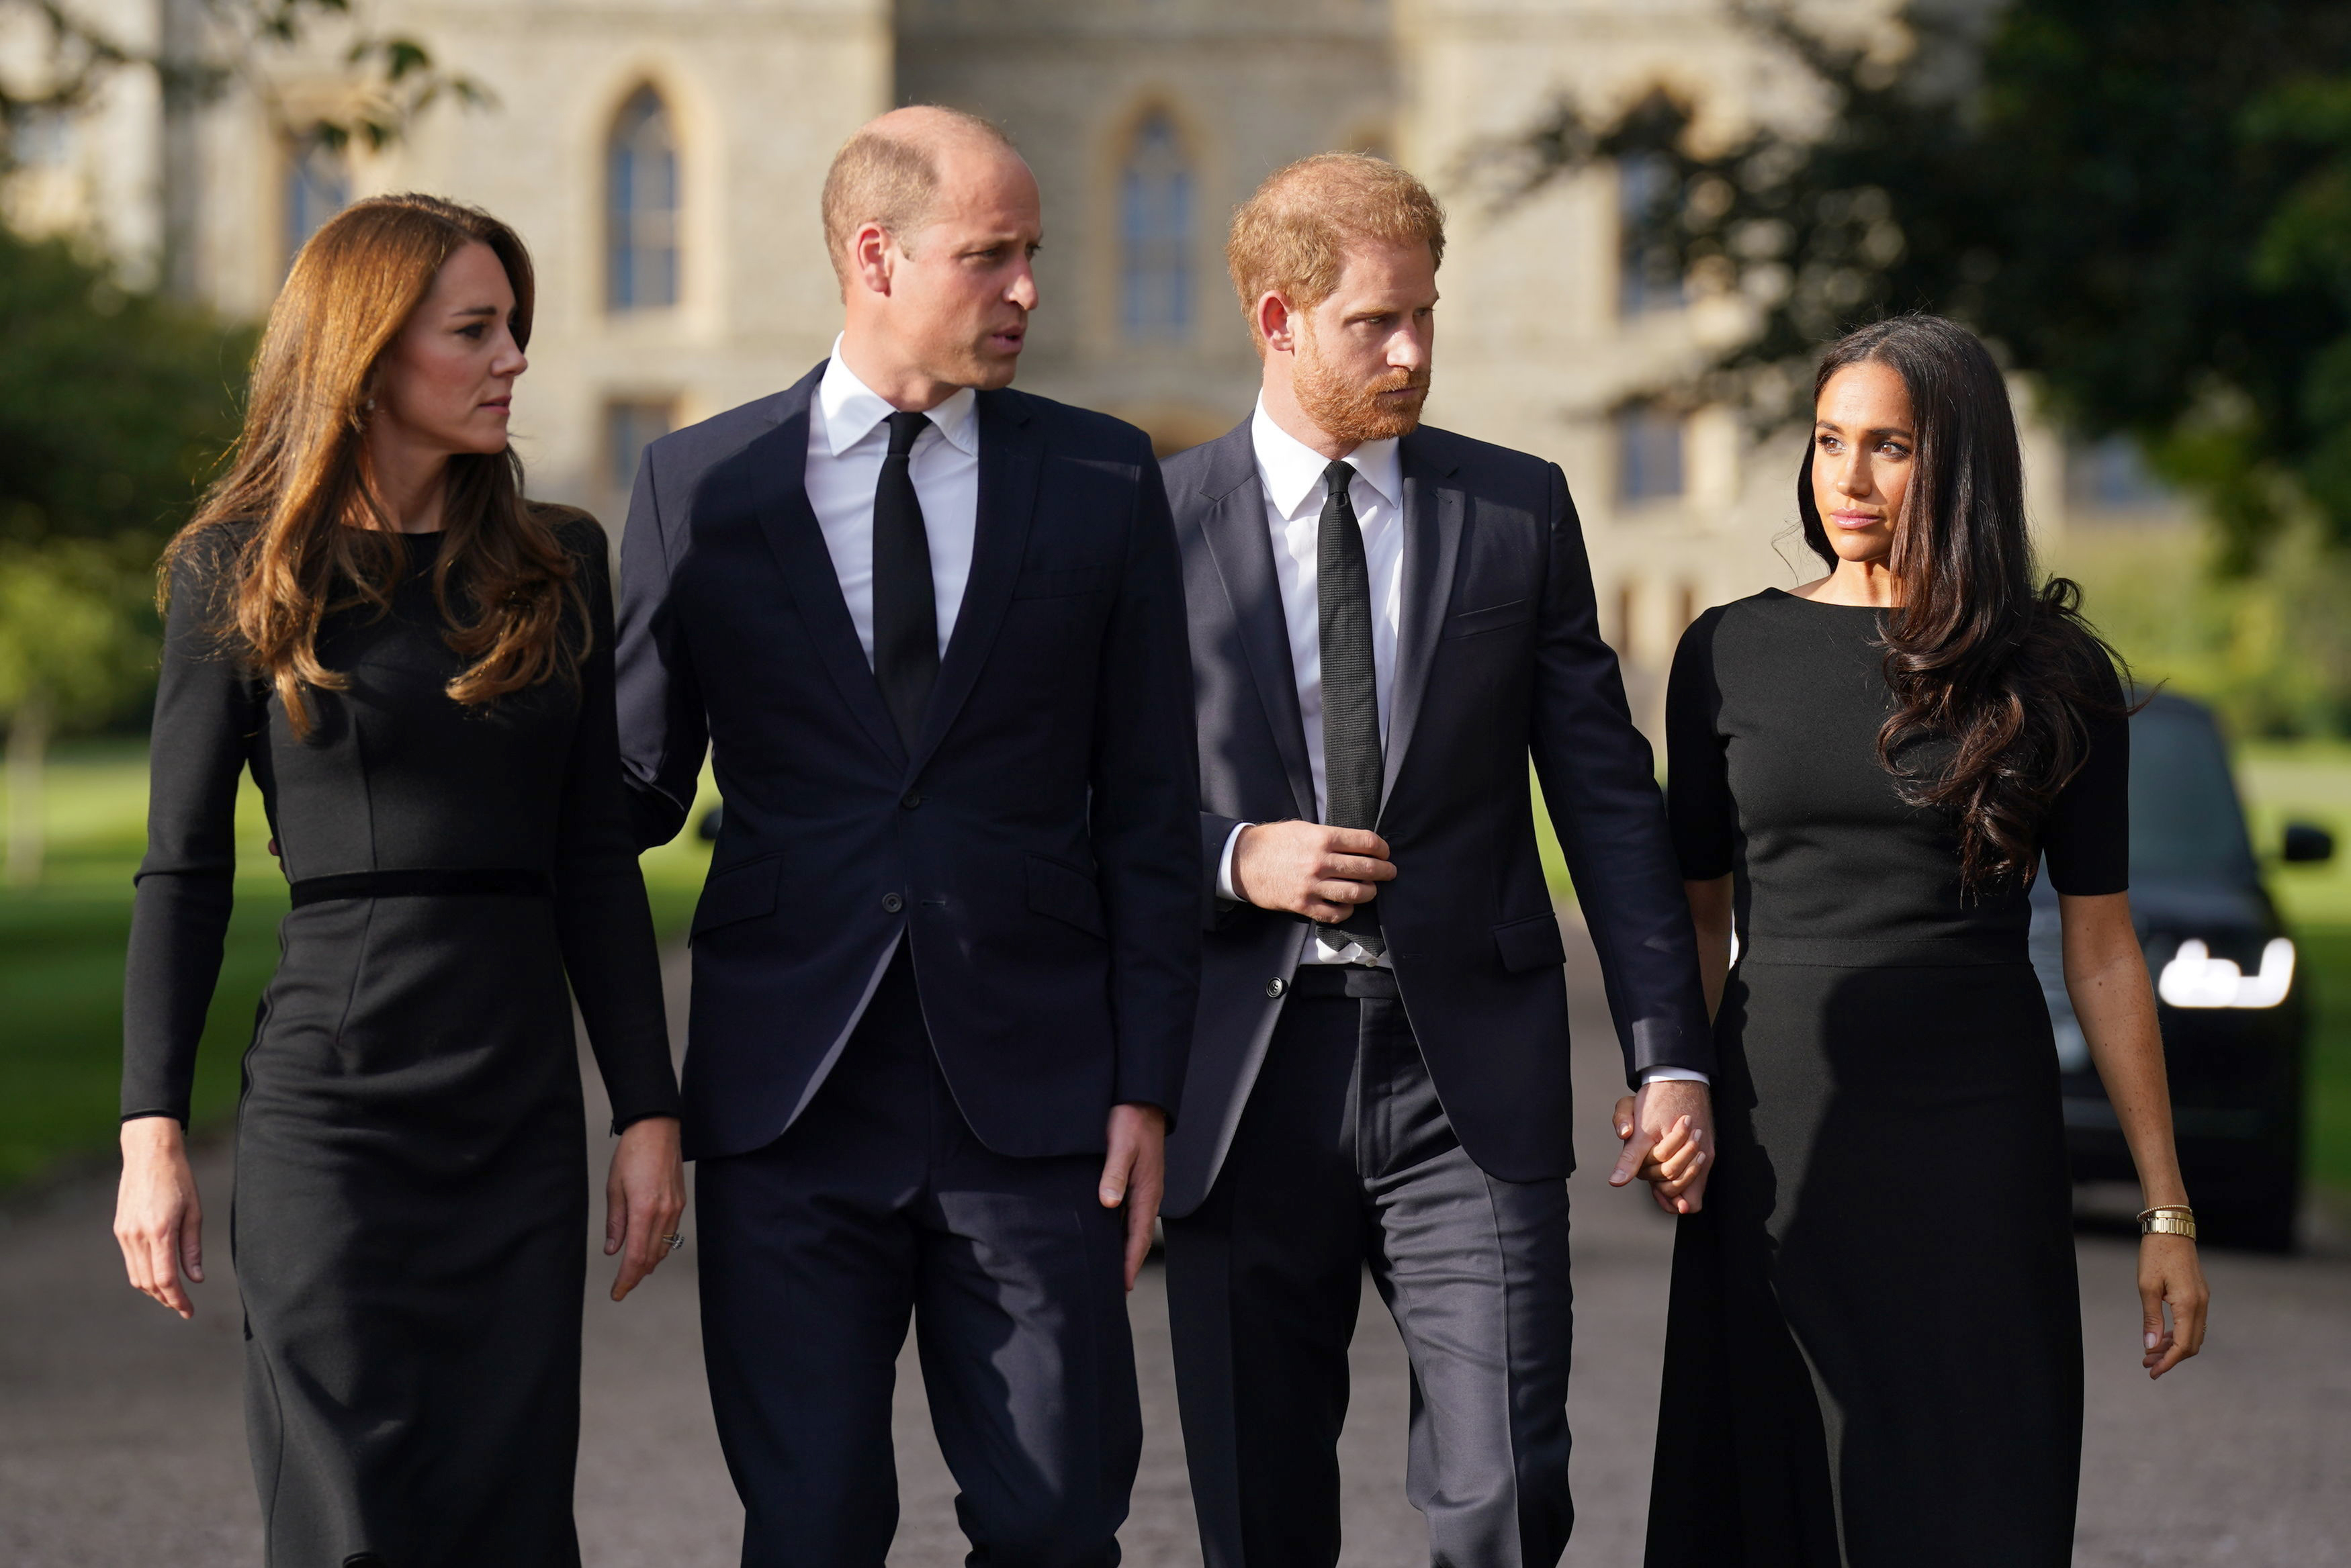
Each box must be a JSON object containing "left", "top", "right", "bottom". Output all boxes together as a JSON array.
[
  {"left": 1638, "top": 315, "right": 2207, "bottom": 1565},
  {"left": 112, "top": 194, "right": 684, "bottom": 1565}
]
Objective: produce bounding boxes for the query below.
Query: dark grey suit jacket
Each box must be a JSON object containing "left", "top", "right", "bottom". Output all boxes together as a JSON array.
[{"left": 1162, "top": 419, "right": 1712, "bottom": 1215}]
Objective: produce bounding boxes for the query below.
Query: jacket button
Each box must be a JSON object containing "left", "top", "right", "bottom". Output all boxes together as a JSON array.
[
  {"left": 901, "top": 792, "right": 923, "bottom": 809},
  {"left": 882, "top": 892, "right": 905, "bottom": 913},
  {"left": 1266, "top": 976, "right": 1286, "bottom": 998}
]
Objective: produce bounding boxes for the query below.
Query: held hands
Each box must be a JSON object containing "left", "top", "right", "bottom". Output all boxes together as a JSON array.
[
  {"left": 1231, "top": 821, "right": 1395, "bottom": 923},
  {"left": 1609, "top": 1080, "right": 1714, "bottom": 1215},
  {"left": 116, "top": 1116, "right": 204, "bottom": 1319},
  {"left": 1100, "top": 1103, "right": 1167, "bottom": 1291},
  {"left": 2138, "top": 1232, "right": 2209, "bottom": 1379},
  {"left": 605, "top": 1115, "right": 686, "bottom": 1302}
]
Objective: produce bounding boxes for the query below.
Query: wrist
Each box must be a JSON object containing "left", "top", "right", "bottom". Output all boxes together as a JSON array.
[{"left": 121, "top": 1115, "right": 185, "bottom": 1153}]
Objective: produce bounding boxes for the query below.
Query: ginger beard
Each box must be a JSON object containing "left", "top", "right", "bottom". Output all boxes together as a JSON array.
[{"left": 1290, "top": 316, "right": 1430, "bottom": 445}]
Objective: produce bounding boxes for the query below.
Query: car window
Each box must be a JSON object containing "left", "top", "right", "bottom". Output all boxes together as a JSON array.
[{"left": 2128, "top": 701, "right": 2257, "bottom": 885}]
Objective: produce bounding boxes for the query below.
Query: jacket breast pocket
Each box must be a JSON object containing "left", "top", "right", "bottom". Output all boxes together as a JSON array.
[
  {"left": 691, "top": 854, "right": 781, "bottom": 943},
  {"left": 1493, "top": 910, "right": 1567, "bottom": 973},
  {"left": 1441, "top": 598, "right": 1534, "bottom": 641},
  {"left": 1026, "top": 854, "right": 1107, "bottom": 938},
  {"left": 1012, "top": 563, "right": 1116, "bottom": 600}
]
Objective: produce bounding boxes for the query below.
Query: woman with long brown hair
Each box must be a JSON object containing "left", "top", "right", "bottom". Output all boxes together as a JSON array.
[
  {"left": 112, "top": 193, "right": 684, "bottom": 1565},
  {"left": 1638, "top": 315, "right": 2208, "bottom": 1565}
]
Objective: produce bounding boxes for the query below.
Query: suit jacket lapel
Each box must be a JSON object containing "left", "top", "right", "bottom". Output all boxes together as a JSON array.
[
  {"left": 1197, "top": 424, "right": 1317, "bottom": 821},
  {"left": 908, "top": 389, "right": 1041, "bottom": 776},
  {"left": 748, "top": 366, "right": 907, "bottom": 768},
  {"left": 1381, "top": 432, "right": 1465, "bottom": 810}
]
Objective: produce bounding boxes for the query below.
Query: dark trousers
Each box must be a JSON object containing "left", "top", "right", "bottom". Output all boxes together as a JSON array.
[
  {"left": 1163, "top": 968, "right": 1577, "bottom": 1568},
  {"left": 695, "top": 950, "right": 1141, "bottom": 1567}
]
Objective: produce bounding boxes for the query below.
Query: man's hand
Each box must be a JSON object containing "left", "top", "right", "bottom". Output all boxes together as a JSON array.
[
  {"left": 1609, "top": 1080, "right": 1714, "bottom": 1215},
  {"left": 1231, "top": 821, "right": 1395, "bottom": 922},
  {"left": 1099, "top": 1103, "right": 1167, "bottom": 1291}
]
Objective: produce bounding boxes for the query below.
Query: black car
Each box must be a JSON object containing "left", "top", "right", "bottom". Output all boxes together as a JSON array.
[{"left": 2029, "top": 692, "right": 2335, "bottom": 1252}]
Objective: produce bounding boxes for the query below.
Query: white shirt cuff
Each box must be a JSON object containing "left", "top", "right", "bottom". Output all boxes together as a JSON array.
[
  {"left": 1639, "top": 1066, "right": 1711, "bottom": 1087},
  {"left": 1214, "top": 822, "right": 1253, "bottom": 904}
]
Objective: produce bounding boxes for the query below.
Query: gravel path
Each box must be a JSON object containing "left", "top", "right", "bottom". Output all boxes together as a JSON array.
[{"left": 3, "top": 921, "right": 2345, "bottom": 1565}]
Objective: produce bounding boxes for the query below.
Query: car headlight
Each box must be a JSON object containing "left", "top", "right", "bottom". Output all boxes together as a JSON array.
[{"left": 2156, "top": 937, "right": 2295, "bottom": 1009}]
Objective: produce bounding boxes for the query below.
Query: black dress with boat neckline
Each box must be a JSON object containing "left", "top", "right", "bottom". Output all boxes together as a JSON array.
[
  {"left": 124, "top": 512, "right": 679, "bottom": 1567},
  {"left": 1646, "top": 586, "right": 2127, "bottom": 1568}
]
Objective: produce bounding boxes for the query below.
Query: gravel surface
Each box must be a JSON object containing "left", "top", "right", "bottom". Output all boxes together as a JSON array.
[{"left": 4, "top": 922, "right": 2344, "bottom": 1565}]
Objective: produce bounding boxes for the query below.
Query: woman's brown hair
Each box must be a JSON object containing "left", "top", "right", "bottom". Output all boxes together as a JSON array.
[
  {"left": 1798, "top": 314, "right": 2131, "bottom": 894},
  {"left": 164, "top": 193, "right": 582, "bottom": 737}
]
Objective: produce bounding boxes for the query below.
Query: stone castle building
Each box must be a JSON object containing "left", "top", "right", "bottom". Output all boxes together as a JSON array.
[{"left": 5, "top": 0, "right": 2182, "bottom": 721}]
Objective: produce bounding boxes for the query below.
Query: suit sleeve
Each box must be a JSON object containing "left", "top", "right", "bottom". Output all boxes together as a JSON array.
[
  {"left": 614, "top": 441, "right": 709, "bottom": 849},
  {"left": 1092, "top": 442, "right": 1203, "bottom": 1121},
  {"left": 551, "top": 521, "right": 683, "bottom": 1132},
  {"left": 122, "top": 531, "right": 261, "bottom": 1125},
  {"left": 1525, "top": 463, "right": 1715, "bottom": 1084}
]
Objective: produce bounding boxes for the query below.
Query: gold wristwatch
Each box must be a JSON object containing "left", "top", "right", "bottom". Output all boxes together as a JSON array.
[{"left": 2138, "top": 1205, "right": 2197, "bottom": 1240}]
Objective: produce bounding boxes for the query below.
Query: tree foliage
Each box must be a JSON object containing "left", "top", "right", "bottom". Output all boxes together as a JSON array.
[
  {"left": 0, "top": 224, "right": 250, "bottom": 728},
  {"left": 1480, "top": 0, "right": 2351, "bottom": 568},
  {"left": 0, "top": 0, "right": 488, "bottom": 159}
]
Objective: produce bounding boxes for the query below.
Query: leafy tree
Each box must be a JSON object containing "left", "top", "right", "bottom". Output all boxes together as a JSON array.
[
  {"left": 0, "top": 226, "right": 250, "bottom": 882},
  {"left": 1478, "top": 0, "right": 2351, "bottom": 568}
]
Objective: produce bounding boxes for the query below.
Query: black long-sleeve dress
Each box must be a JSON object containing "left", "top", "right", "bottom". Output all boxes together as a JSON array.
[
  {"left": 1646, "top": 589, "right": 2128, "bottom": 1567},
  {"left": 122, "top": 510, "right": 680, "bottom": 1568}
]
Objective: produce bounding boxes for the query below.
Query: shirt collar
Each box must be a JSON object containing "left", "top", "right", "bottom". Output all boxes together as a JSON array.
[
  {"left": 1249, "top": 397, "right": 1401, "bottom": 522},
  {"left": 817, "top": 334, "right": 980, "bottom": 459}
]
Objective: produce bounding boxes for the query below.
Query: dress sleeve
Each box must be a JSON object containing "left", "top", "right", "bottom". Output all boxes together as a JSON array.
[
  {"left": 1665, "top": 607, "right": 1736, "bottom": 882},
  {"left": 122, "top": 531, "right": 261, "bottom": 1125},
  {"left": 549, "top": 516, "right": 683, "bottom": 1132},
  {"left": 2041, "top": 643, "right": 2131, "bottom": 896}
]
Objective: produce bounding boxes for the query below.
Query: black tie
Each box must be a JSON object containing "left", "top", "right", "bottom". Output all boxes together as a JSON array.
[
  {"left": 1317, "top": 458, "right": 1384, "bottom": 955},
  {"left": 871, "top": 410, "right": 938, "bottom": 751}
]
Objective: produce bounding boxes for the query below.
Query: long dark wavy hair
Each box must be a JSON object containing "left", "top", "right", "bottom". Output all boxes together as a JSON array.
[
  {"left": 163, "top": 194, "right": 583, "bottom": 739},
  {"left": 1798, "top": 315, "right": 2129, "bottom": 894}
]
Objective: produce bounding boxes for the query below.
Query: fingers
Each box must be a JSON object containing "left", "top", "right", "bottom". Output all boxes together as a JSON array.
[
  {"left": 2140, "top": 1242, "right": 2209, "bottom": 1379},
  {"left": 1098, "top": 1140, "right": 1137, "bottom": 1210},
  {"left": 145, "top": 1222, "right": 193, "bottom": 1318},
  {"left": 611, "top": 1183, "right": 684, "bottom": 1303},
  {"left": 180, "top": 1199, "right": 205, "bottom": 1287},
  {"left": 1323, "top": 853, "right": 1398, "bottom": 884},
  {"left": 604, "top": 1165, "right": 626, "bottom": 1258},
  {"left": 1122, "top": 1164, "right": 1162, "bottom": 1291},
  {"left": 1327, "top": 829, "right": 1391, "bottom": 861},
  {"left": 1609, "top": 1122, "right": 1656, "bottom": 1187}
]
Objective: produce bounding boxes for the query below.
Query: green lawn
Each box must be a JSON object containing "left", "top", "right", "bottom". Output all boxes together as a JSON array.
[{"left": 0, "top": 741, "right": 712, "bottom": 1188}]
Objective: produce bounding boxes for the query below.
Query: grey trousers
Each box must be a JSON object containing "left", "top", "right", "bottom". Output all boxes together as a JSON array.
[{"left": 1163, "top": 967, "right": 1576, "bottom": 1568}]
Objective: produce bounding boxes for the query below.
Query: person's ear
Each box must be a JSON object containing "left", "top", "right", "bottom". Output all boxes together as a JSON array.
[
  {"left": 851, "top": 222, "right": 895, "bottom": 299},
  {"left": 1257, "top": 292, "right": 1298, "bottom": 357}
]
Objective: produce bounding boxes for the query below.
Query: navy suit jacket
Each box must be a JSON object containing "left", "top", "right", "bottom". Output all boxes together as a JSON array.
[
  {"left": 615, "top": 362, "right": 1200, "bottom": 1163},
  {"left": 1163, "top": 420, "right": 1712, "bottom": 1214}
]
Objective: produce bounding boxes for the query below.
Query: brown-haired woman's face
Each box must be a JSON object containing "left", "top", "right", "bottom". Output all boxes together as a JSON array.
[
  {"left": 1812, "top": 359, "right": 1913, "bottom": 566},
  {"left": 373, "top": 241, "right": 527, "bottom": 459}
]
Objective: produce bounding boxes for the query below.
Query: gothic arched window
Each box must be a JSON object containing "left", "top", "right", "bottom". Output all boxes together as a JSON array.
[
  {"left": 1120, "top": 112, "right": 1193, "bottom": 341},
  {"left": 607, "top": 87, "right": 679, "bottom": 312},
  {"left": 284, "top": 130, "right": 349, "bottom": 270}
]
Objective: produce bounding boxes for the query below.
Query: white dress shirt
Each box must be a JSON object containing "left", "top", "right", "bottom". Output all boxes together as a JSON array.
[
  {"left": 805, "top": 336, "right": 981, "bottom": 665},
  {"left": 1214, "top": 400, "right": 1404, "bottom": 967},
  {"left": 1210, "top": 401, "right": 1706, "bottom": 1085},
  {"left": 780, "top": 340, "right": 987, "bottom": 1125}
]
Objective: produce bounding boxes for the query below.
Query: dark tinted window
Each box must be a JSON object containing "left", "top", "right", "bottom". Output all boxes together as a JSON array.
[{"left": 2128, "top": 700, "right": 2256, "bottom": 884}]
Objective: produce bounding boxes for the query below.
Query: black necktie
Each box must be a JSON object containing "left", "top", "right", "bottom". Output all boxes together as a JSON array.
[
  {"left": 871, "top": 410, "right": 937, "bottom": 750},
  {"left": 1317, "top": 458, "right": 1384, "bottom": 954}
]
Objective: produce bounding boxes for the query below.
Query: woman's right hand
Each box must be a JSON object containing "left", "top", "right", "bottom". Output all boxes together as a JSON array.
[{"left": 115, "top": 1116, "right": 204, "bottom": 1319}]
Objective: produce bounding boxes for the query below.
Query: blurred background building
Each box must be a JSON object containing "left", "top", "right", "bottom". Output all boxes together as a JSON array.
[{"left": 0, "top": 0, "right": 2187, "bottom": 727}]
